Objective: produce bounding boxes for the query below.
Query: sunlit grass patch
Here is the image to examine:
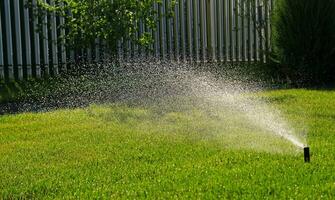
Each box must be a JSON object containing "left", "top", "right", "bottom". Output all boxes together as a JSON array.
[{"left": 0, "top": 89, "right": 335, "bottom": 199}]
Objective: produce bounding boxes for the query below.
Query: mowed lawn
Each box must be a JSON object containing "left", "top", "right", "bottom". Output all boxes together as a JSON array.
[{"left": 0, "top": 89, "right": 334, "bottom": 199}]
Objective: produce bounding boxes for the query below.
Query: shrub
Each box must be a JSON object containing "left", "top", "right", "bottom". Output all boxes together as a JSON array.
[
  {"left": 272, "top": 0, "right": 335, "bottom": 85},
  {"left": 33, "top": 0, "right": 175, "bottom": 54}
]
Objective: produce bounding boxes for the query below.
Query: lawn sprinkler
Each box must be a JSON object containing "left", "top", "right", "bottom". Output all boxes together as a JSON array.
[{"left": 304, "top": 146, "right": 310, "bottom": 163}]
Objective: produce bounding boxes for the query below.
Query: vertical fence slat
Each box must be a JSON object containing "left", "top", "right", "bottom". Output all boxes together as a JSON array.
[
  {"left": 192, "top": 0, "right": 199, "bottom": 62},
  {"left": 128, "top": 39, "right": 132, "bottom": 59},
  {"left": 199, "top": 0, "right": 205, "bottom": 61},
  {"left": 127, "top": 39, "right": 132, "bottom": 59},
  {"left": 94, "top": 39, "right": 100, "bottom": 63},
  {"left": 186, "top": 0, "right": 192, "bottom": 60},
  {"left": 163, "top": 2, "right": 167, "bottom": 58},
  {"left": 179, "top": 0, "right": 186, "bottom": 61},
  {"left": 203, "top": 0, "right": 207, "bottom": 60},
  {"left": 269, "top": 0, "right": 274, "bottom": 57},
  {"left": 239, "top": 0, "right": 246, "bottom": 62},
  {"left": 69, "top": 50, "right": 75, "bottom": 65},
  {"left": 137, "top": 22, "right": 140, "bottom": 57},
  {"left": 158, "top": 3, "right": 165, "bottom": 58},
  {"left": 4, "top": 0, "right": 14, "bottom": 80},
  {"left": 258, "top": 1, "right": 264, "bottom": 62},
  {"left": 228, "top": 0, "right": 233, "bottom": 61},
  {"left": 87, "top": 47, "right": 92, "bottom": 62},
  {"left": 219, "top": 0, "right": 225, "bottom": 62},
  {"left": 234, "top": 0, "right": 239, "bottom": 62},
  {"left": 153, "top": 4, "right": 160, "bottom": 57},
  {"left": 32, "top": 0, "right": 41, "bottom": 78},
  {"left": 165, "top": 0, "right": 172, "bottom": 58},
  {"left": 59, "top": 2, "right": 67, "bottom": 70},
  {"left": 0, "top": 10, "right": 4, "bottom": 80},
  {"left": 101, "top": 40, "right": 107, "bottom": 62},
  {"left": 216, "top": 0, "right": 221, "bottom": 61},
  {"left": 41, "top": 0, "right": 49, "bottom": 76},
  {"left": 211, "top": 0, "right": 217, "bottom": 61},
  {"left": 265, "top": 0, "right": 270, "bottom": 62},
  {"left": 206, "top": 0, "right": 215, "bottom": 60},
  {"left": 118, "top": 38, "right": 123, "bottom": 61},
  {"left": 137, "top": 20, "right": 143, "bottom": 56},
  {"left": 247, "top": 0, "right": 252, "bottom": 62},
  {"left": 121, "top": 37, "right": 127, "bottom": 60},
  {"left": 241, "top": 0, "right": 246, "bottom": 61},
  {"left": 22, "top": 0, "right": 32, "bottom": 78},
  {"left": 144, "top": 23, "right": 152, "bottom": 58},
  {"left": 252, "top": 0, "right": 258, "bottom": 61},
  {"left": 49, "top": 0, "right": 58, "bottom": 75},
  {"left": 232, "top": 0, "right": 236, "bottom": 61},
  {"left": 205, "top": 0, "right": 210, "bottom": 60},
  {"left": 13, "top": 0, "right": 23, "bottom": 80},
  {"left": 120, "top": 39, "right": 125, "bottom": 61},
  {"left": 173, "top": 3, "right": 179, "bottom": 61},
  {"left": 131, "top": 30, "right": 135, "bottom": 58},
  {"left": 223, "top": 0, "right": 228, "bottom": 62}
]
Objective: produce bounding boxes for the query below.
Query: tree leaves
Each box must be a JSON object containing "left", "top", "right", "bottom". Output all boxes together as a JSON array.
[{"left": 34, "top": 0, "right": 163, "bottom": 55}]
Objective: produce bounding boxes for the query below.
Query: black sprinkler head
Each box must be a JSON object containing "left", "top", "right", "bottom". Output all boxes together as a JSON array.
[{"left": 304, "top": 147, "right": 310, "bottom": 163}]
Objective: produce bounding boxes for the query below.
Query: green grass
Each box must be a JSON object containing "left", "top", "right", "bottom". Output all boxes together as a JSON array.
[{"left": 0, "top": 89, "right": 335, "bottom": 199}]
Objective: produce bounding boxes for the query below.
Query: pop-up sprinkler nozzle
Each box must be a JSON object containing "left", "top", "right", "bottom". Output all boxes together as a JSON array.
[{"left": 304, "top": 147, "right": 310, "bottom": 163}]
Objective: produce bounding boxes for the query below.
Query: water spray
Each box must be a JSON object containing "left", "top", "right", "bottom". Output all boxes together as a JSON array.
[{"left": 304, "top": 146, "right": 310, "bottom": 163}]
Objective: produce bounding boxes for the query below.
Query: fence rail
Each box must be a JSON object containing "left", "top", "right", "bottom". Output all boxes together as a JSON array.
[{"left": 0, "top": 0, "right": 273, "bottom": 82}]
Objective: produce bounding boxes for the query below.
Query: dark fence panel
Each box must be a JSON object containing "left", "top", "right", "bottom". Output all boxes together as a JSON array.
[{"left": 0, "top": 0, "right": 273, "bottom": 82}]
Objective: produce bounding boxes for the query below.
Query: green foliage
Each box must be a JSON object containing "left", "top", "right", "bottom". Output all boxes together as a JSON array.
[
  {"left": 0, "top": 77, "right": 71, "bottom": 104},
  {"left": 33, "top": 0, "right": 169, "bottom": 54},
  {"left": 1, "top": 90, "right": 335, "bottom": 198},
  {"left": 272, "top": 0, "right": 335, "bottom": 85},
  {"left": 0, "top": 82, "right": 23, "bottom": 103}
]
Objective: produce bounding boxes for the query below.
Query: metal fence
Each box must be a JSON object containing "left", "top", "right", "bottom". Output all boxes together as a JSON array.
[{"left": 0, "top": 0, "right": 273, "bottom": 82}]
